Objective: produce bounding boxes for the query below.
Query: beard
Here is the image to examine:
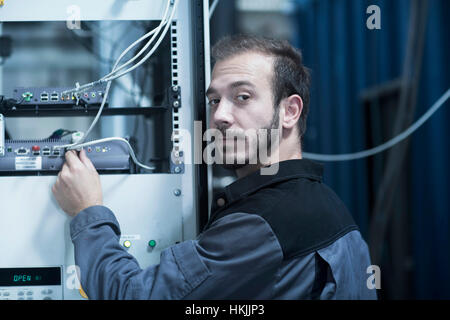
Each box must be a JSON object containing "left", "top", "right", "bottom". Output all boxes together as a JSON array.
[{"left": 214, "top": 107, "right": 281, "bottom": 171}]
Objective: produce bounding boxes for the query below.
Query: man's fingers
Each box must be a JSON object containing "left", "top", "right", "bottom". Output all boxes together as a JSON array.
[
  {"left": 64, "top": 150, "right": 81, "bottom": 169},
  {"left": 79, "top": 148, "right": 97, "bottom": 172}
]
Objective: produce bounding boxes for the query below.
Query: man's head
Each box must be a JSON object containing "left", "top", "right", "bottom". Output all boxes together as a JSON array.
[{"left": 206, "top": 34, "right": 311, "bottom": 173}]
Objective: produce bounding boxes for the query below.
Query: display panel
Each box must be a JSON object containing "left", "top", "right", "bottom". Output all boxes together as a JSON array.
[{"left": 0, "top": 267, "right": 61, "bottom": 287}]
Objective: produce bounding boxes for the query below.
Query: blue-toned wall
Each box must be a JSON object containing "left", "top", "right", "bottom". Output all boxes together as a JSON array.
[{"left": 293, "top": 0, "right": 450, "bottom": 298}]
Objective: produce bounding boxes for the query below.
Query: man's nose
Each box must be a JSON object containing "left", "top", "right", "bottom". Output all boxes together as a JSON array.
[{"left": 212, "top": 99, "right": 234, "bottom": 128}]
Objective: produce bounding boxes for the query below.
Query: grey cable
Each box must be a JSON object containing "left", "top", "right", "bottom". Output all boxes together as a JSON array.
[
  {"left": 210, "top": 0, "right": 220, "bottom": 19},
  {"left": 68, "top": 137, "right": 155, "bottom": 170},
  {"left": 303, "top": 88, "right": 450, "bottom": 162}
]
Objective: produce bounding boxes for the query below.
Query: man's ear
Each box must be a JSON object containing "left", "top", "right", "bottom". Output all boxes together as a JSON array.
[{"left": 281, "top": 94, "right": 303, "bottom": 130}]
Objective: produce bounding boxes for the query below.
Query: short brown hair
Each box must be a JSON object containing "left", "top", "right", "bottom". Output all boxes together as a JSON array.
[{"left": 211, "top": 34, "right": 311, "bottom": 143}]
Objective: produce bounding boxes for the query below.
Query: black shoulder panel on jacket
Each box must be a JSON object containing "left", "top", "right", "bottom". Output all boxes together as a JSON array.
[{"left": 205, "top": 177, "right": 359, "bottom": 260}]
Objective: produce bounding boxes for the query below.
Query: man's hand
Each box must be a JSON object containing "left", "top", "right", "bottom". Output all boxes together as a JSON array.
[{"left": 52, "top": 148, "right": 103, "bottom": 217}]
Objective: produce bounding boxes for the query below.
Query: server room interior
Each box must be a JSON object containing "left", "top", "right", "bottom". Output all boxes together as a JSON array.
[{"left": 1, "top": 0, "right": 450, "bottom": 300}]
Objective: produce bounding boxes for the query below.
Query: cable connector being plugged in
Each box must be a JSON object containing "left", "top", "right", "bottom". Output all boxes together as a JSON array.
[
  {"left": 71, "top": 131, "right": 84, "bottom": 144},
  {"left": 71, "top": 131, "right": 85, "bottom": 151}
]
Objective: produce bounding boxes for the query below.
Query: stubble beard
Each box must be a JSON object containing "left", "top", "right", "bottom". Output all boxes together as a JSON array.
[{"left": 215, "top": 107, "right": 280, "bottom": 171}]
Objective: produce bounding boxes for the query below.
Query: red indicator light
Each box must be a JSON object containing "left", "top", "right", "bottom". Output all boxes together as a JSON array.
[{"left": 32, "top": 146, "right": 40, "bottom": 151}]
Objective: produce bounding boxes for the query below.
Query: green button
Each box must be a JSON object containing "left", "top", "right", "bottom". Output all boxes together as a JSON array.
[{"left": 148, "top": 240, "right": 156, "bottom": 248}]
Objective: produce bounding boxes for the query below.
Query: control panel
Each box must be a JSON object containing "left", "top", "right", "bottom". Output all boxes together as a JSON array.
[
  {"left": 0, "top": 139, "right": 130, "bottom": 172},
  {"left": 0, "top": 267, "right": 62, "bottom": 300}
]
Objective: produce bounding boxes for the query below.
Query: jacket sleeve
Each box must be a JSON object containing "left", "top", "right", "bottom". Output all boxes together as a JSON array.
[{"left": 70, "top": 206, "right": 283, "bottom": 300}]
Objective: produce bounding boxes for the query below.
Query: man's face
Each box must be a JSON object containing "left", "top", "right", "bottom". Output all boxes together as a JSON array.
[{"left": 206, "top": 51, "right": 280, "bottom": 169}]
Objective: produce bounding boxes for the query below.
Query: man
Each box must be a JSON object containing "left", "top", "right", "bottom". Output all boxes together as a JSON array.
[{"left": 52, "top": 35, "right": 377, "bottom": 299}]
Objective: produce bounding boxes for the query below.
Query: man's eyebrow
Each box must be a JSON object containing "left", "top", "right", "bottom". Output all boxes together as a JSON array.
[
  {"left": 206, "top": 86, "right": 217, "bottom": 97},
  {"left": 229, "top": 81, "right": 255, "bottom": 90},
  {"left": 206, "top": 81, "right": 255, "bottom": 97}
]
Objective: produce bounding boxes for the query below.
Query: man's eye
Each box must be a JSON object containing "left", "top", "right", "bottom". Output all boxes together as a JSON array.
[
  {"left": 208, "top": 98, "right": 220, "bottom": 106},
  {"left": 236, "top": 94, "right": 250, "bottom": 102}
]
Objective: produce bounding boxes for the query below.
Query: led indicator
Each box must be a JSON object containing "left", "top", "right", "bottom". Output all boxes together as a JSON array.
[
  {"left": 123, "top": 240, "right": 131, "bottom": 248},
  {"left": 148, "top": 240, "right": 156, "bottom": 248}
]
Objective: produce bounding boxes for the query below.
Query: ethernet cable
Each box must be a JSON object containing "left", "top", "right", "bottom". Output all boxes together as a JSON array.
[
  {"left": 77, "top": 1, "right": 176, "bottom": 146},
  {"left": 101, "top": 0, "right": 179, "bottom": 82},
  {"left": 100, "top": 0, "right": 172, "bottom": 81},
  {"left": 55, "top": 0, "right": 176, "bottom": 142},
  {"left": 74, "top": 0, "right": 177, "bottom": 146},
  {"left": 70, "top": 137, "right": 155, "bottom": 171},
  {"left": 53, "top": 0, "right": 178, "bottom": 171},
  {"left": 303, "top": 88, "right": 450, "bottom": 162},
  {"left": 61, "top": 0, "right": 174, "bottom": 96}
]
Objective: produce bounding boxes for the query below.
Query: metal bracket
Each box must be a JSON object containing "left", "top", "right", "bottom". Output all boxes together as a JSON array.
[{"left": 168, "top": 85, "right": 181, "bottom": 109}]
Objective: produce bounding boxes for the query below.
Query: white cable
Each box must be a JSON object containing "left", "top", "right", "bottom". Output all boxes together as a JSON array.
[
  {"left": 80, "top": 0, "right": 177, "bottom": 141},
  {"left": 102, "top": 0, "right": 179, "bottom": 82},
  {"left": 74, "top": 3, "right": 173, "bottom": 146},
  {"left": 210, "top": 0, "right": 220, "bottom": 19},
  {"left": 68, "top": 137, "right": 155, "bottom": 171},
  {"left": 54, "top": 80, "right": 112, "bottom": 150},
  {"left": 61, "top": 2, "right": 171, "bottom": 96},
  {"left": 303, "top": 88, "right": 450, "bottom": 162},
  {"left": 55, "top": 0, "right": 177, "bottom": 151},
  {"left": 100, "top": 0, "right": 172, "bottom": 81}
]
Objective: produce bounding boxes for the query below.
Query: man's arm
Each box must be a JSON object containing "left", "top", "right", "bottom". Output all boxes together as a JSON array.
[
  {"left": 53, "top": 151, "right": 283, "bottom": 299},
  {"left": 71, "top": 207, "right": 283, "bottom": 299}
]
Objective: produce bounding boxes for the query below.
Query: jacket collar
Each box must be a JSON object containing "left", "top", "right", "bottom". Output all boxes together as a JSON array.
[{"left": 222, "top": 159, "right": 323, "bottom": 203}]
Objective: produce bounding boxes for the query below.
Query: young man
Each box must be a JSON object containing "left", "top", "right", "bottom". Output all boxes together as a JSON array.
[{"left": 52, "top": 35, "right": 377, "bottom": 299}]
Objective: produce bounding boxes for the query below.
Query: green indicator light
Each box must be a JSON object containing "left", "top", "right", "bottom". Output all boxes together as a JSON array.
[
  {"left": 7, "top": 146, "right": 12, "bottom": 152},
  {"left": 148, "top": 240, "right": 156, "bottom": 248}
]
